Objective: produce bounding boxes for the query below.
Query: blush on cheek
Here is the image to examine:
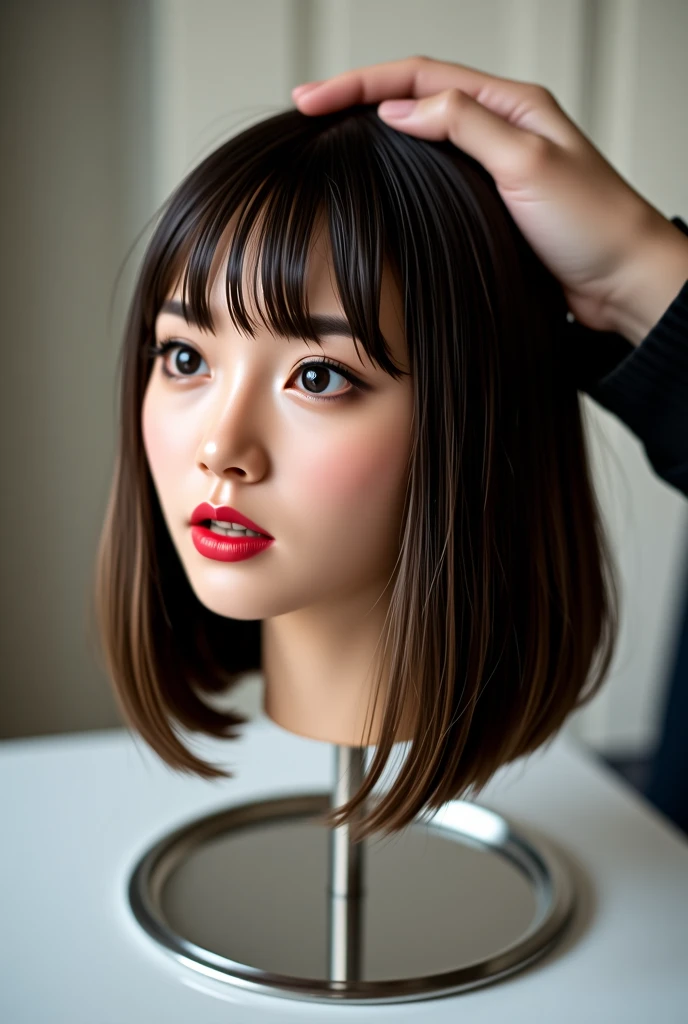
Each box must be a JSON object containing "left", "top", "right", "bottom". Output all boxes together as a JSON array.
[
  {"left": 141, "top": 397, "right": 181, "bottom": 482},
  {"left": 142, "top": 387, "right": 189, "bottom": 467},
  {"left": 299, "top": 428, "right": 406, "bottom": 506}
]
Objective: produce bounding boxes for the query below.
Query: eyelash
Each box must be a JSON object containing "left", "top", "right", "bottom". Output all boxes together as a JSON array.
[{"left": 145, "top": 339, "right": 366, "bottom": 403}]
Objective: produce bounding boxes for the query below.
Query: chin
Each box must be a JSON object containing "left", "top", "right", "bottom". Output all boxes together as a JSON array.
[
  {"left": 185, "top": 579, "right": 261, "bottom": 620},
  {"left": 184, "top": 573, "right": 289, "bottom": 621}
]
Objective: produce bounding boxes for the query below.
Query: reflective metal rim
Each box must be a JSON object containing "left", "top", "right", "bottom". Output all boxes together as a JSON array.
[{"left": 127, "top": 793, "right": 576, "bottom": 1005}]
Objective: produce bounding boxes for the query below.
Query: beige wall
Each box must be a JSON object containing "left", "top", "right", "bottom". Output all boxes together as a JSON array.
[
  {"left": 0, "top": 0, "right": 153, "bottom": 737},
  {"left": 2, "top": 0, "right": 687, "bottom": 758}
]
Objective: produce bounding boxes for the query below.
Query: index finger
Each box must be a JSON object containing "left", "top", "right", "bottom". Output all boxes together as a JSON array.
[{"left": 292, "top": 55, "right": 511, "bottom": 113}]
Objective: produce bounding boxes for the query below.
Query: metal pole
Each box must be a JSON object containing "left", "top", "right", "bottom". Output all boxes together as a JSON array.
[{"left": 327, "top": 744, "right": 367, "bottom": 983}]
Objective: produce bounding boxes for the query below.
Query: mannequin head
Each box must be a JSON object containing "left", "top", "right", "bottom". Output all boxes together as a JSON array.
[
  {"left": 139, "top": 200, "right": 414, "bottom": 747},
  {"left": 94, "top": 104, "right": 618, "bottom": 840}
]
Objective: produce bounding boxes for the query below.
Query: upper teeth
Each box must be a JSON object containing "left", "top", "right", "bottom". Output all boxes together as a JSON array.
[{"left": 208, "top": 521, "right": 263, "bottom": 537}]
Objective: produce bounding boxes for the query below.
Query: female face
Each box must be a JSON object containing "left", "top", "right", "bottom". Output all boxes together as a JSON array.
[{"left": 141, "top": 220, "right": 414, "bottom": 622}]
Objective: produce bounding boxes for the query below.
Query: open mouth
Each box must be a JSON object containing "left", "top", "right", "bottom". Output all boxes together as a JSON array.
[{"left": 202, "top": 520, "right": 267, "bottom": 538}]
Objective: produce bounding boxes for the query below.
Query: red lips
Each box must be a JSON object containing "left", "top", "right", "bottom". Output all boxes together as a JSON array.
[{"left": 190, "top": 502, "right": 272, "bottom": 538}]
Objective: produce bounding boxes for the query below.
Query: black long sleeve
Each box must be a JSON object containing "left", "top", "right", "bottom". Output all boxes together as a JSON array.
[{"left": 565, "top": 215, "right": 688, "bottom": 497}]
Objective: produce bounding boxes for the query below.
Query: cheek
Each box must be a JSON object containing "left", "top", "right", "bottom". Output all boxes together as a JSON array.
[
  {"left": 141, "top": 391, "right": 164, "bottom": 474},
  {"left": 141, "top": 388, "right": 186, "bottom": 488},
  {"left": 293, "top": 415, "right": 410, "bottom": 526}
]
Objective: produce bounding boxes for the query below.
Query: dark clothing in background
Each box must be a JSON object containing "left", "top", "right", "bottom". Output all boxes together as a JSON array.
[
  {"left": 568, "top": 213, "right": 688, "bottom": 836},
  {"left": 571, "top": 215, "right": 688, "bottom": 497}
]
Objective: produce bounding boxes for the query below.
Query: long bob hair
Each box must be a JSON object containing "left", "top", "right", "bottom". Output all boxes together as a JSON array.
[{"left": 94, "top": 103, "right": 618, "bottom": 841}]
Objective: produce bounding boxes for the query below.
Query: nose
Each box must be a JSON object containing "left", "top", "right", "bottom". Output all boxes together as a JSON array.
[{"left": 195, "top": 376, "right": 270, "bottom": 482}]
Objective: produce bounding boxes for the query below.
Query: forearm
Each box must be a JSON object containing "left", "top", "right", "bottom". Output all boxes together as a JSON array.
[{"left": 605, "top": 213, "right": 688, "bottom": 347}]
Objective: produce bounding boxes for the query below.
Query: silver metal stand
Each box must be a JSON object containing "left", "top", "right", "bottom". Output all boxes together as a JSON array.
[
  {"left": 328, "top": 745, "right": 366, "bottom": 983},
  {"left": 128, "top": 740, "right": 577, "bottom": 1004}
]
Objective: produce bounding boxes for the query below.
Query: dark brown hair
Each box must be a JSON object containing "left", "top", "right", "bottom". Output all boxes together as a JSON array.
[{"left": 93, "top": 103, "right": 618, "bottom": 841}]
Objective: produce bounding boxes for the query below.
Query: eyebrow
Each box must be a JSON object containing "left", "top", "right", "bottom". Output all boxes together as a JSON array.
[{"left": 158, "top": 298, "right": 356, "bottom": 342}]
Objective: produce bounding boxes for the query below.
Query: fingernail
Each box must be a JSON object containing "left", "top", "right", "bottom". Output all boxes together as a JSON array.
[
  {"left": 378, "top": 99, "right": 417, "bottom": 119},
  {"left": 292, "top": 81, "right": 323, "bottom": 99}
]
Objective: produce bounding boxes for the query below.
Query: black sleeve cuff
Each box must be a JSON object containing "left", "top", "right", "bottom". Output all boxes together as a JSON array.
[{"left": 568, "top": 215, "right": 688, "bottom": 495}]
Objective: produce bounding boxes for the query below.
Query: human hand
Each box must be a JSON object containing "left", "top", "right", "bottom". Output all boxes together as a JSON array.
[{"left": 293, "top": 57, "right": 688, "bottom": 343}]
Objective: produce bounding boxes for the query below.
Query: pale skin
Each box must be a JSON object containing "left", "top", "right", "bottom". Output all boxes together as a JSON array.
[
  {"left": 142, "top": 212, "right": 414, "bottom": 746},
  {"left": 293, "top": 56, "right": 688, "bottom": 347}
]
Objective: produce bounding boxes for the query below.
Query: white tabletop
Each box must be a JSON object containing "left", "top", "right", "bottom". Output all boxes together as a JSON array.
[{"left": 1, "top": 714, "right": 687, "bottom": 1023}]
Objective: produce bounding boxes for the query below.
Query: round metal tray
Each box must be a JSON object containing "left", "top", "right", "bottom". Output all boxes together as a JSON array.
[{"left": 127, "top": 792, "right": 576, "bottom": 1004}]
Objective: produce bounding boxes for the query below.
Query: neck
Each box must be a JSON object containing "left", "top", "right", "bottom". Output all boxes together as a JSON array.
[{"left": 261, "top": 581, "right": 396, "bottom": 746}]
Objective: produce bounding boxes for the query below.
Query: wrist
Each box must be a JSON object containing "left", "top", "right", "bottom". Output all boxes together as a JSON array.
[{"left": 604, "top": 213, "right": 688, "bottom": 347}]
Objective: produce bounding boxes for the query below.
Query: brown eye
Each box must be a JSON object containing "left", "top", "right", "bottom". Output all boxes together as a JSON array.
[
  {"left": 292, "top": 359, "right": 364, "bottom": 403},
  {"left": 171, "top": 346, "right": 203, "bottom": 375},
  {"left": 300, "top": 364, "right": 349, "bottom": 397},
  {"left": 148, "top": 341, "right": 208, "bottom": 378}
]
